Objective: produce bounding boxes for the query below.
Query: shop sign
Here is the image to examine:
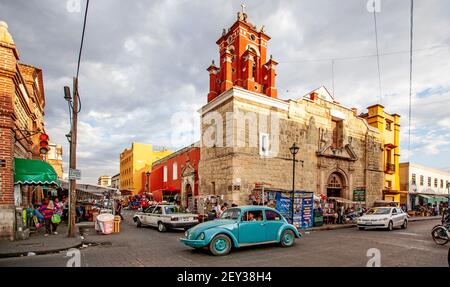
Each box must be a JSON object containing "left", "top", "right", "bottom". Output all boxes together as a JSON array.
[{"left": 353, "top": 189, "right": 365, "bottom": 202}]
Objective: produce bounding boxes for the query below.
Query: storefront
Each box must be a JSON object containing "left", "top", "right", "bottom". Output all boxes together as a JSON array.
[
  {"left": 13, "top": 158, "right": 60, "bottom": 238},
  {"left": 408, "top": 192, "right": 450, "bottom": 216}
]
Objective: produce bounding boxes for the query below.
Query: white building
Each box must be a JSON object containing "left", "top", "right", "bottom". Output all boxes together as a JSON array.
[
  {"left": 97, "top": 175, "right": 112, "bottom": 187},
  {"left": 110, "top": 173, "right": 120, "bottom": 189},
  {"left": 399, "top": 162, "right": 450, "bottom": 210}
]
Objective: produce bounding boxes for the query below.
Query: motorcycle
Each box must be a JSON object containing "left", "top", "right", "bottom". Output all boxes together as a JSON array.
[{"left": 431, "top": 220, "right": 450, "bottom": 245}]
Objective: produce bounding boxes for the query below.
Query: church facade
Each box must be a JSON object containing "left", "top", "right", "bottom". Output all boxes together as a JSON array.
[{"left": 197, "top": 11, "right": 390, "bottom": 207}]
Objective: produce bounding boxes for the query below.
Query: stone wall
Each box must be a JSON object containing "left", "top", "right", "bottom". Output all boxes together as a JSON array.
[{"left": 198, "top": 90, "right": 384, "bottom": 207}]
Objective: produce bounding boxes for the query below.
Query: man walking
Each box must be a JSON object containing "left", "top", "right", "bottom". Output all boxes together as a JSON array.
[{"left": 39, "top": 198, "right": 56, "bottom": 236}]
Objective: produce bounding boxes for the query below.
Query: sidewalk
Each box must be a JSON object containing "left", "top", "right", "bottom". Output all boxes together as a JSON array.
[{"left": 0, "top": 223, "right": 82, "bottom": 258}]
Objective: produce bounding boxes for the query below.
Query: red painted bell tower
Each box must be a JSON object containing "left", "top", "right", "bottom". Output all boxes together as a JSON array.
[{"left": 207, "top": 8, "right": 278, "bottom": 102}]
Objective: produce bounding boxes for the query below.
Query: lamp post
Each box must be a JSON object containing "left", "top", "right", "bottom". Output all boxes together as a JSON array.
[
  {"left": 289, "top": 143, "right": 300, "bottom": 225},
  {"left": 145, "top": 171, "right": 151, "bottom": 193}
]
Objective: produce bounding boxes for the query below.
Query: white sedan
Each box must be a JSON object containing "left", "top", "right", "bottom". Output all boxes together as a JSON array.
[
  {"left": 357, "top": 207, "right": 408, "bottom": 231},
  {"left": 133, "top": 204, "right": 198, "bottom": 232}
]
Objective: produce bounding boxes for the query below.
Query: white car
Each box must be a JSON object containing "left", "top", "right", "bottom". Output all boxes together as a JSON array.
[
  {"left": 357, "top": 207, "right": 408, "bottom": 231},
  {"left": 133, "top": 204, "right": 198, "bottom": 232}
]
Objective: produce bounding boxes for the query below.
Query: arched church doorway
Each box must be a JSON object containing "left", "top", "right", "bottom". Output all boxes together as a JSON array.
[{"left": 327, "top": 173, "right": 343, "bottom": 198}]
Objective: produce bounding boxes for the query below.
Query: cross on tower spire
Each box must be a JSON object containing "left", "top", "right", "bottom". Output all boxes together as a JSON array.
[{"left": 241, "top": 3, "right": 246, "bottom": 14}]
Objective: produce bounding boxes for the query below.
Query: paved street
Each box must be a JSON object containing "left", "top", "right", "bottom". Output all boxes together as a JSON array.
[{"left": 0, "top": 211, "right": 448, "bottom": 267}]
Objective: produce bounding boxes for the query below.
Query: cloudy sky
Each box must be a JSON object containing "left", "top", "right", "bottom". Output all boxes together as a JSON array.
[{"left": 1, "top": 0, "right": 449, "bottom": 184}]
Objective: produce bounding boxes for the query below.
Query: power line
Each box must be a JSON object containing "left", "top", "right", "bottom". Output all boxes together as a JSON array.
[
  {"left": 408, "top": 0, "right": 414, "bottom": 161},
  {"left": 76, "top": 0, "right": 89, "bottom": 80},
  {"left": 73, "top": 0, "right": 90, "bottom": 114},
  {"left": 373, "top": 4, "right": 383, "bottom": 104},
  {"left": 278, "top": 42, "right": 450, "bottom": 64}
]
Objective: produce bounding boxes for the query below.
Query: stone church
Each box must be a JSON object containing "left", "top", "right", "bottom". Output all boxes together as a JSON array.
[{"left": 198, "top": 11, "right": 385, "bottom": 207}]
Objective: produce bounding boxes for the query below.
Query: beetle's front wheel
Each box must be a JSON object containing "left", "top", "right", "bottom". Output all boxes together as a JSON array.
[
  {"left": 280, "top": 229, "right": 295, "bottom": 247},
  {"left": 209, "top": 234, "right": 232, "bottom": 256}
]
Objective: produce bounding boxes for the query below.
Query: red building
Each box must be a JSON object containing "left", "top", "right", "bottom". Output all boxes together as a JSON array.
[{"left": 142, "top": 143, "right": 200, "bottom": 208}]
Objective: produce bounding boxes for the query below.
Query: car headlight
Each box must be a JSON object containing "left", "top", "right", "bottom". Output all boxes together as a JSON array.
[
  {"left": 185, "top": 231, "right": 189, "bottom": 238},
  {"left": 197, "top": 232, "right": 205, "bottom": 240},
  {"left": 380, "top": 218, "right": 388, "bottom": 221}
]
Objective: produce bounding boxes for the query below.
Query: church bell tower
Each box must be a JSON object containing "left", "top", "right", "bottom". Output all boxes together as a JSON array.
[{"left": 207, "top": 7, "right": 278, "bottom": 102}]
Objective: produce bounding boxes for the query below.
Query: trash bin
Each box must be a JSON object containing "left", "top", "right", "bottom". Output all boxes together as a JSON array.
[{"left": 95, "top": 213, "right": 115, "bottom": 235}]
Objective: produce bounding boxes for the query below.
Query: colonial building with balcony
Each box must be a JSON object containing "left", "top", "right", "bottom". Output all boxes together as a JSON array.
[{"left": 361, "top": 104, "right": 402, "bottom": 205}]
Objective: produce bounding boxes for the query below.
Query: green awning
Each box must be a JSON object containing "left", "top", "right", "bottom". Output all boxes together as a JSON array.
[
  {"left": 417, "top": 194, "right": 432, "bottom": 199},
  {"left": 14, "top": 158, "right": 59, "bottom": 186}
]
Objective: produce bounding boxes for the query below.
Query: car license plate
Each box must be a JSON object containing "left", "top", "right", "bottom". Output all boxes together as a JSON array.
[
  {"left": 366, "top": 221, "right": 372, "bottom": 225},
  {"left": 182, "top": 218, "right": 190, "bottom": 221}
]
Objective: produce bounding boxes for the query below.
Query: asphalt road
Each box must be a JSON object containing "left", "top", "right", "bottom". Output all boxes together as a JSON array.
[{"left": 0, "top": 210, "right": 448, "bottom": 267}]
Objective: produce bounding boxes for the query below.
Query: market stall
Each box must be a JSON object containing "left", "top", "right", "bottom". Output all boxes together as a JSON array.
[
  {"left": 314, "top": 195, "right": 364, "bottom": 225},
  {"left": 59, "top": 180, "right": 118, "bottom": 222}
]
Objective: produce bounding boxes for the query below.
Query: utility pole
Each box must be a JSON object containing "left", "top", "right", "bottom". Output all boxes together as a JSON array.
[{"left": 68, "top": 77, "right": 79, "bottom": 237}]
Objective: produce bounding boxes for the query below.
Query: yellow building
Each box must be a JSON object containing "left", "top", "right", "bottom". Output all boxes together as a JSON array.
[
  {"left": 363, "top": 104, "right": 403, "bottom": 204},
  {"left": 119, "top": 143, "right": 172, "bottom": 194},
  {"left": 46, "top": 143, "right": 63, "bottom": 178}
]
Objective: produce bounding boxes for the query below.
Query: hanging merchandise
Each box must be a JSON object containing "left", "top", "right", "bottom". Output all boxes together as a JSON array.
[{"left": 22, "top": 211, "right": 27, "bottom": 225}]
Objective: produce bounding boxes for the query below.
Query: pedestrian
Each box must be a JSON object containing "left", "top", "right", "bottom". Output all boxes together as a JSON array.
[
  {"left": 213, "top": 202, "right": 222, "bottom": 218},
  {"left": 54, "top": 197, "right": 63, "bottom": 217},
  {"left": 39, "top": 198, "right": 57, "bottom": 236},
  {"left": 338, "top": 204, "right": 344, "bottom": 224},
  {"left": 115, "top": 199, "right": 124, "bottom": 220},
  {"left": 220, "top": 202, "right": 228, "bottom": 216},
  {"left": 62, "top": 196, "right": 69, "bottom": 220}
]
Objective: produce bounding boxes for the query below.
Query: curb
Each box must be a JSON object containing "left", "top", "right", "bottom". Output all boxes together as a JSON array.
[
  {"left": 0, "top": 227, "right": 83, "bottom": 259},
  {"left": 0, "top": 239, "right": 83, "bottom": 259}
]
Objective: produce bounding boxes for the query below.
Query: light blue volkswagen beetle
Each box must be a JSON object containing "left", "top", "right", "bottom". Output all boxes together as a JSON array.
[{"left": 180, "top": 206, "right": 301, "bottom": 256}]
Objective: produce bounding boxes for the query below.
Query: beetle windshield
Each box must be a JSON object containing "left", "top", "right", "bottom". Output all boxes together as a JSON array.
[
  {"left": 164, "top": 206, "right": 180, "bottom": 214},
  {"left": 220, "top": 208, "right": 241, "bottom": 220}
]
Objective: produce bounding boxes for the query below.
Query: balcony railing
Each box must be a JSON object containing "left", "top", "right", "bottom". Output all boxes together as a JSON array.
[{"left": 385, "top": 163, "right": 395, "bottom": 174}]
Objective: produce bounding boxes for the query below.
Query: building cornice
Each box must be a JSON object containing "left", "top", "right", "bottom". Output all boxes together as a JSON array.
[{"left": 199, "top": 86, "right": 289, "bottom": 115}]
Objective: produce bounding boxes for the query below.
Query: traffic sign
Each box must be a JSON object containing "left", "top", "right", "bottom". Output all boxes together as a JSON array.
[{"left": 69, "top": 168, "right": 81, "bottom": 180}]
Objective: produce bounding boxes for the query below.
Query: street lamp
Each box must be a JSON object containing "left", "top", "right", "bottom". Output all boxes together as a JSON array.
[
  {"left": 145, "top": 171, "right": 151, "bottom": 193},
  {"left": 289, "top": 143, "right": 300, "bottom": 225}
]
